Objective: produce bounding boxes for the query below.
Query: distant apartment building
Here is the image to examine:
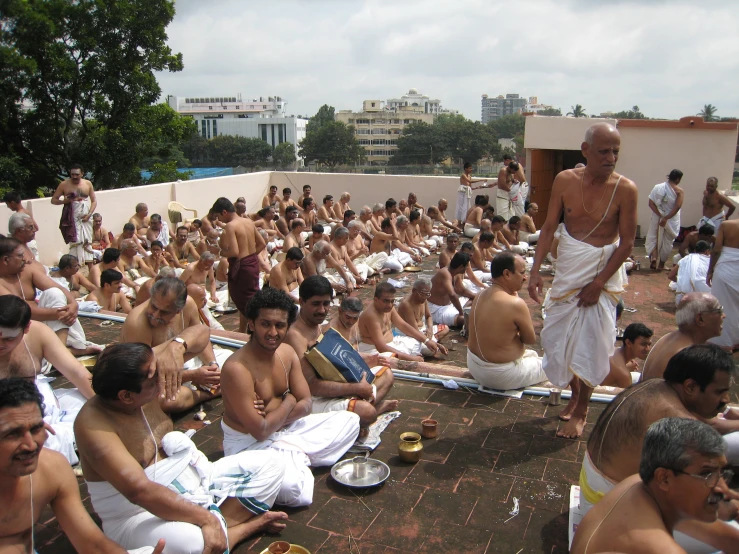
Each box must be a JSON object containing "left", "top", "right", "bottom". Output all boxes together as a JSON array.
[
  {"left": 335, "top": 89, "right": 456, "bottom": 165},
  {"left": 525, "top": 96, "right": 554, "bottom": 114},
  {"left": 481, "top": 93, "right": 528, "bottom": 123},
  {"left": 166, "top": 94, "right": 306, "bottom": 163}
]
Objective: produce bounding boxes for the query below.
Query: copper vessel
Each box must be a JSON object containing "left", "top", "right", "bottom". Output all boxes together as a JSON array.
[{"left": 398, "top": 432, "right": 423, "bottom": 463}]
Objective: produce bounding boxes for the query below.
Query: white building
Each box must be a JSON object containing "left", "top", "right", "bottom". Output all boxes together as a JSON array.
[
  {"left": 167, "top": 94, "right": 306, "bottom": 164},
  {"left": 386, "top": 88, "right": 442, "bottom": 115}
]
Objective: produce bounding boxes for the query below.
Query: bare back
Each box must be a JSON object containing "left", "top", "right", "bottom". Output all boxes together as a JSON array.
[
  {"left": 641, "top": 331, "right": 695, "bottom": 381},
  {"left": 227, "top": 217, "right": 259, "bottom": 258},
  {"left": 717, "top": 218, "right": 739, "bottom": 249},
  {"left": 468, "top": 288, "right": 527, "bottom": 364}
]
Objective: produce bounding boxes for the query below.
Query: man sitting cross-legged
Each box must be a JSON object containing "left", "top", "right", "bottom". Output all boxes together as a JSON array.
[
  {"left": 428, "top": 252, "right": 472, "bottom": 327},
  {"left": 179, "top": 252, "right": 219, "bottom": 306},
  {"left": 167, "top": 226, "right": 200, "bottom": 270},
  {"left": 0, "top": 295, "right": 94, "bottom": 464},
  {"left": 220, "top": 287, "right": 360, "bottom": 507},
  {"left": 602, "top": 322, "right": 653, "bottom": 388},
  {"left": 397, "top": 278, "right": 450, "bottom": 354},
  {"left": 187, "top": 284, "right": 224, "bottom": 331},
  {"left": 0, "top": 378, "right": 164, "bottom": 554},
  {"left": 580, "top": 345, "right": 739, "bottom": 552},
  {"left": 268, "top": 247, "right": 304, "bottom": 302},
  {"left": 120, "top": 277, "right": 227, "bottom": 413},
  {"left": 642, "top": 292, "right": 724, "bottom": 380},
  {"left": 48, "top": 254, "right": 97, "bottom": 299},
  {"left": 143, "top": 241, "right": 172, "bottom": 276},
  {"left": 327, "top": 296, "right": 364, "bottom": 348},
  {"left": 358, "top": 281, "right": 445, "bottom": 362},
  {"left": 466, "top": 252, "right": 547, "bottom": 391},
  {"left": 75, "top": 343, "right": 287, "bottom": 554},
  {"left": 500, "top": 216, "right": 529, "bottom": 254},
  {"left": 572, "top": 417, "right": 735, "bottom": 554},
  {"left": 118, "top": 239, "right": 155, "bottom": 280},
  {"left": 86, "top": 269, "right": 132, "bottom": 314},
  {"left": 282, "top": 218, "right": 306, "bottom": 251},
  {"left": 89, "top": 247, "right": 140, "bottom": 292}
]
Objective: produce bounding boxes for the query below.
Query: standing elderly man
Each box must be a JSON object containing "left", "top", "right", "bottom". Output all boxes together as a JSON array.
[
  {"left": 699, "top": 176, "right": 735, "bottom": 231},
  {"left": 528, "top": 122, "right": 638, "bottom": 438},
  {"left": 707, "top": 218, "right": 739, "bottom": 351},
  {"left": 51, "top": 163, "right": 97, "bottom": 267},
  {"left": 646, "top": 169, "right": 684, "bottom": 270},
  {"left": 467, "top": 252, "right": 547, "bottom": 391},
  {"left": 120, "top": 277, "right": 228, "bottom": 413},
  {"left": 642, "top": 292, "right": 724, "bottom": 380}
]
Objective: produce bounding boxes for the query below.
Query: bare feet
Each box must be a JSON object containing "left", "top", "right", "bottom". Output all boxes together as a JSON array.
[
  {"left": 558, "top": 394, "right": 577, "bottom": 421},
  {"left": 253, "top": 511, "right": 289, "bottom": 534},
  {"left": 375, "top": 399, "right": 399, "bottom": 415},
  {"left": 557, "top": 413, "right": 587, "bottom": 439}
]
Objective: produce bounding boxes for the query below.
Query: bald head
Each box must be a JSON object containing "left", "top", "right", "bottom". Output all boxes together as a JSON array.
[
  {"left": 187, "top": 284, "right": 207, "bottom": 308},
  {"left": 480, "top": 218, "right": 492, "bottom": 230},
  {"left": 584, "top": 123, "right": 619, "bottom": 145},
  {"left": 582, "top": 123, "right": 621, "bottom": 177}
]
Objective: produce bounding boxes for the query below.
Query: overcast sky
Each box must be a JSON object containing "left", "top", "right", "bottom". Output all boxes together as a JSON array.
[{"left": 156, "top": 0, "right": 739, "bottom": 121}]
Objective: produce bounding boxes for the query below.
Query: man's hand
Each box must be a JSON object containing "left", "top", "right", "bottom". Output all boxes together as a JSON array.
[
  {"left": 707, "top": 270, "right": 713, "bottom": 287},
  {"left": 527, "top": 272, "right": 544, "bottom": 304},
  {"left": 435, "top": 342, "right": 449, "bottom": 356},
  {"left": 424, "top": 339, "right": 441, "bottom": 355},
  {"left": 659, "top": 218, "right": 667, "bottom": 228},
  {"left": 355, "top": 274, "right": 365, "bottom": 285},
  {"left": 81, "top": 214, "right": 91, "bottom": 222},
  {"left": 210, "top": 293, "right": 218, "bottom": 304},
  {"left": 152, "top": 539, "right": 166, "bottom": 554},
  {"left": 412, "top": 254, "right": 422, "bottom": 263},
  {"left": 200, "top": 514, "right": 228, "bottom": 554},
  {"left": 355, "top": 372, "right": 373, "bottom": 400},
  {"left": 190, "top": 365, "right": 221, "bottom": 388},
  {"left": 576, "top": 280, "right": 604, "bottom": 308},
  {"left": 154, "top": 341, "right": 185, "bottom": 402},
  {"left": 253, "top": 395, "right": 266, "bottom": 417},
  {"left": 57, "top": 304, "right": 78, "bottom": 326}
]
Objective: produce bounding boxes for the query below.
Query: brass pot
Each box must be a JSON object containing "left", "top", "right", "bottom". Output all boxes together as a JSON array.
[
  {"left": 421, "top": 419, "right": 438, "bottom": 439},
  {"left": 398, "top": 432, "right": 423, "bottom": 463}
]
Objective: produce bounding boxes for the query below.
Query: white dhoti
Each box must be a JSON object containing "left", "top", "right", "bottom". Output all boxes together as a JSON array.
[
  {"left": 391, "top": 249, "right": 412, "bottom": 268},
  {"left": 698, "top": 212, "right": 725, "bottom": 232},
  {"left": 467, "top": 349, "right": 547, "bottom": 391},
  {"left": 472, "top": 269, "right": 492, "bottom": 283},
  {"left": 267, "top": 239, "right": 284, "bottom": 254},
  {"left": 325, "top": 268, "right": 357, "bottom": 289},
  {"left": 508, "top": 242, "right": 529, "bottom": 255},
  {"left": 38, "top": 288, "right": 95, "bottom": 350},
  {"left": 428, "top": 297, "right": 467, "bottom": 326},
  {"left": 456, "top": 186, "right": 471, "bottom": 223},
  {"left": 88, "top": 431, "right": 284, "bottom": 554},
  {"left": 519, "top": 230, "right": 540, "bottom": 244},
  {"left": 68, "top": 198, "right": 94, "bottom": 264},
  {"left": 423, "top": 235, "right": 444, "bottom": 249},
  {"left": 674, "top": 254, "right": 711, "bottom": 304},
  {"left": 646, "top": 182, "right": 681, "bottom": 264},
  {"left": 463, "top": 223, "right": 480, "bottom": 238},
  {"left": 36, "top": 376, "right": 86, "bottom": 465},
  {"left": 709, "top": 247, "right": 739, "bottom": 349},
  {"left": 510, "top": 181, "right": 529, "bottom": 217},
  {"left": 358, "top": 336, "right": 425, "bottom": 357},
  {"left": 496, "top": 188, "right": 513, "bottom": 222},
  {"left": 540, "top": 224, "right": 622, "bottom": 388},
  {"left": 361, "top": 252, "right": 389, "bottom": 274},
  {"left": 463, "top": 279, "right": 485, "bottom": 295},
  {"left": 317, "top": 220, "right": 336, "bottom": 236},
  {"left": 222, "top": 412, "right": 359, "bottom": 507}
]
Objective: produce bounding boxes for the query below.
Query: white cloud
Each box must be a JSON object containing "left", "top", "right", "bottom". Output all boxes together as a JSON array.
[{"left": 157, "top": 0, "right": 739, "bottom": 120}]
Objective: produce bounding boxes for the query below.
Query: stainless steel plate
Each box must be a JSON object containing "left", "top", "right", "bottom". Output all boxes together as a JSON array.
[{"left": 331, "top": 458, "right": 390, "bottom": 488}]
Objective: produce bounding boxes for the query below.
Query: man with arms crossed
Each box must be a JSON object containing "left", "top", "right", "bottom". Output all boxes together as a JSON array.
[
  {"left": 76, "top": 343, "right": 287, "bottom": 554},
  {"left": 285, "top": 276, "right": 398, "bottom": 428},
  {"left": 211, "top": 197, "right": 266, "bottom": 333},
  {"left": 572, "top": 417, "right": 735, "bottom": 554},
  {"left": 528, "top": 123, "right": 638, "bottom": 439},
  {"left": 220, "top": 287, "right": 359, "bottom": 507},
  {"left": 466, "top": 252, "right": 547, "bottom": 391},
  {"left": 0, "top": 378, "right": 164, "bottom": 554},
  {"left": 580, "top": 345, "right": 739, "bottom": 552},
  {"left": 706, "top": 217, "right": 739, "bottom": 351},
  {"left": 698, "top": 176, "right": 734, "bottom": 231},
  {"left": 602, "top": 322, "right": 653, "bottom": 388}
]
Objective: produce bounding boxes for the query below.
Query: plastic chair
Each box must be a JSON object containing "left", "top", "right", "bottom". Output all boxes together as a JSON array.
[{"left": 168, "top": 201, "right": 198, "bottom": 226}]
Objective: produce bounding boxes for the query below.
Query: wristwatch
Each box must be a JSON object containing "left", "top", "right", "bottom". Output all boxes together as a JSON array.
[{"left": 172, "top": 336, "right": 188, "bottom": 351}]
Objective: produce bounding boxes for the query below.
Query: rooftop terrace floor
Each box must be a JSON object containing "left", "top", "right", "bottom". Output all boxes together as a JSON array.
[{"left": 38, "top": 242, "right": 739, "bottom": 553}]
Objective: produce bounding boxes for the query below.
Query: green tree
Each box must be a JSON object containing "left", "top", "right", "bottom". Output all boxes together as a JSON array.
[
  {"left": 0, "top": 0, "right": 184, "bottom": 193},
  {"left": 567, "top": 104, "right": 587, "bottom": 118},
  {"left": 241, "top": 138, "right": 273, "bottom": 169},
  {"left": 487, "top": 113, "right": 525, "bottom": 139},
  {"left": 613, "top": 105, "right": 646, "bottom": 119},
  {"left": 182, "top": 134, "right": 211, "bottom": 167},
  {"left": 273, "top": 142, "right": 296, "bottom": 169},
  {"left": 698, "top": 104, "right": 718, "bottom": 122},
  {"left": 389, "top": 121, "right": 448, "bottom": 165},
  {"left": 145, "top": 161, "right": 193, "bottom": 184},
  {"left": 299, "top": 120, "right": 362, "bottom": 168},
  {"left": 307, "top": 104, "right": 336, "bottom": 132},
  {"left": 537, "top": 107, "right": 562, "bottom": 116},
  {"left": 436, "top": 115, "right": 498, "bottom": 164}
]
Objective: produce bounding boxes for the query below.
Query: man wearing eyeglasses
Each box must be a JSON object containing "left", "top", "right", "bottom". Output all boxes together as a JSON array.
[
  {"left": 572, "top": 417, "right": 736, "bottom": 554},
  {"left": 580, "top": 345, "right": 739, "bottom": 552},
  {"left": 642, "top": 292, "right": 724, "bottom": 381}
]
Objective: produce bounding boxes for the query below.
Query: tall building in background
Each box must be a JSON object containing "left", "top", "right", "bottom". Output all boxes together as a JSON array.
[
  {"left": 167, "top": 94, "right": 306, "bottom": 164},
  {"left": 481, "top": 93, "right": 528, "bottom": 123}
]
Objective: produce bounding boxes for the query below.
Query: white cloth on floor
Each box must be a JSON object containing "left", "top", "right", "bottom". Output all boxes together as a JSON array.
[
  {"left": 38, "top": 288, "right": 94, "bottom": 350},
  {"left": 541, "top": 224, "right": 622, "bottom": 388},
  {"left": 709, "top": 246, "right": 739, "bottom": 349},
  {"left": 674, "top": 253, "right": 711, "bottom": 302},
  {"left": 463, "top": 223, "right": 480, "bottom": 238},
  {"left": 428, "top": 297, "right": 467, "bottom": 326},
  {"left": 645, "top": 181, "right": 680, "bottom": 263},
  {"left": 88, "top": 431, "right": 284, "bottom": 554},
  {"left": 36, "top": 376, "right": 86, "bottom": 465},
  {"left": 358, "top": 336, "right": 424, "bottom": 357},
  {"left": 69, "top": 197, "right": 95, "bottom": 263},
  {"left": 496, "top": 188, "right": 513, "bottom": 222},
  {"left": 222, "top": 411, "right": 359, "bottom": 507},
  {"left": 698, "top": 212, "right": 725, "bottom": 231},
  {"left": 519, "top": 230, "right": 540, "bottom": 244},
  {"left": 467, "top": 349, "right": 547, "bottom": 391}
]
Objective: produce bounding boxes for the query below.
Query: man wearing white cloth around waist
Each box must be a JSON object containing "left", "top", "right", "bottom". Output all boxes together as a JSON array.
[
  {"left": 645, "top": 170, "right": 684, "bottom": 270},
  {"left": 75, "top": 343, "right": 287, "bottom": 554},
  {"left": 707, "top": 218, "right": 739, "bottom": 351},
  {"left": 528, "top": 122, "right": 638, "bottom": 439}
]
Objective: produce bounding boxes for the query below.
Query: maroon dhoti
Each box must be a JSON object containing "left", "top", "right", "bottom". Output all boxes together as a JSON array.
[{"left": 227, "top": 253, "right": 260, "bottom": 316}]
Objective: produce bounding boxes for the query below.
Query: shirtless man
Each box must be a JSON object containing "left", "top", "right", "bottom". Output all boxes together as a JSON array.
[
  {"left": 397, "top": 278, "right": 450, "bottom": 350},
  {"left": 470, "top": 232, "right": 495, "bottom": 282},
  {"left": 262, "top": 185, "right": 279, "bottom": 208},
  {"left": 391, "top": 216, "right": 422, "bottom": 264},
  {"left": 113, "top": 222, "right": 147, "bottom": 255},
  {"left": 306, "top": 223, "right": 328, "bottom": 252},
  {"left": 581, "top": 345, "right": 739, "bottom": 551},
  {"left": 145, "top": 214, "right": 174, "bottom": 249},
  {"left": 572, "top": 417, "right": 733, "bottom": 554},
  {"left": 254, "top": 206, "right": 281, "bottom": 241},
  {"left": 346, "top": 220, "right": 369, "bottom": 260},
  {"left": 528, "top": 122, "right": 638, "bottom": 439},
  {"left": 302, "top": 240, "right": 354, "bottom": 294},
  {"left": 285, "top": 276, "right": 398, "bottom": 427},
  {"left": 48, "top": 254, "right": 97, "bottom": 298},
  {"left": 91, "top": 213, "right": 111, "bottom": 254},
  {"left": 234, "top": 201, "right": 248, "bottom": 218},
  {"left": 179, "top": 252, "right": 218, "bottom": 305},
  {"left": 134, "top": 267, "right": 176, "bottom": 308},
  {"left": 144, "top": 241, "right": 172, "bottom": 275},
  {"left": 220, "top": 287, "right": 359, "bottom": 507},
  {"left": 275, "top": 205, "right": 299, "bottom": 238},
  {"left": 341, "top": 210, "right": 356, "bottom": 230},
  {"left": 268, "top": 247, "right": 304, "bottom": 301},
  {"left": 642, "top": 292, "right": 723, "bottom": 380},
  {"left": 438, "top": 233, "right": 459, "bottom": 269},
  {"left": 519, "top": 203, "right": 540, "bottom": 244},
  {"left": 0, "top": 379, "right": 164, "bottom": 554},
  {"left": 167, "top": 226, "right": 200, "bottom": 269},
  {"left": 429, "top": 201, "right": 461, "bottom": 234},
  {"left": 89, "top": 248, "right": 139, "bottom": 292},
  {"left": 278, "top": 188, "right": 298, "bottom": 217},
  {"left": 418, "top": 209, "right": 444, "bottom": 250},
  {"left": 301, "top": 184, "right": 313, "bottom": 204},
  {"left": 676, "top": 224, "right": 714, "bottom": 263},
  {"left": 120, "top": 277, "right": 224, "bottom": 412},
  {"left": 429, "top": 252, "right": 470, "bottom": 328},
  {"left": 86, "top": 269, "right": 132, "bottom": 313},
  {"left": 358, "top": 281, "right": 443, "bottom": 362},
  {"left": 463, "top": 195, "right": 488, "bottom": 238},
  {"left": 603, "top": 322, "right": 653, "bottom": 388},
  {"left": 211, "top": 197, "right": 266, "bottom": 333},
  {"left": 119, "top": 239, "right": 155, "bottom": 279},
  {"left": 329, "top": 227, "right": 366, "bottom": 286},
  {"left": 128, "top": 203, "right": 149, "bottom": 237},
  {"left": 317, "top": 195, "right": 341, "bottom": 232},
  {"left": 333, "top": 192, "right": 351, "bottom": 220},
  {"left": 706, "top": 217, "right": 739, "bottom": 350},
  {"left": 300, "top": 197, "right": 318, "bottom": 231},
  {"left": 282, "top": 218, "right": 306, "bottom": 251},
  {"left": 501, "top": 216, "right": 528, "bottom": 254},
  {"left": 8, "top": 213, "right": 40, "bottom": 264},
  {"left": 327, "top": 296, "right": 364, "bottom": 348},
  {"left": 486, "top": 215, "right": 511, "bottom": 250},
  {"left": 368, "top": 203, "right": 385, "bottom": 236},
  {"left": 407, "top": 192, "right": 424, "bottom": 214},
  {"left": 51, "top": 163, "right": 97, "bottom": 267},
  {"left": 75, "top": 343, "right": 287, "bottom": 553},
  {"left": 407, "top": 210, "right": 436, "bottom": 254},
  {"left": 699, "top": 176, "right": 734, "bottom": 231},
  {"left": 2, "top": 191, "right": 37, "bottom": 231}
]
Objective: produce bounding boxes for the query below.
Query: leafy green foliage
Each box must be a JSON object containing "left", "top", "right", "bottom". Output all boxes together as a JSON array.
[
  {"left": 145, "top": 161, "right": 193, "bottom": 184},
  {"left": 299, "top": 112, "right": 363, "bottom": 167},
  {"left": 206, "top": 135, "right": 273, "bottom": 168},
  {"left": 487, "top": 113, "right": 525, "bottom": 140},
  {"left": 613, "top": 105, "right": 647, "bottom": 119},
  {"left": 536, "top": 107, "right": 562, "bottom": 116},
  {"left": 273, "top": 142, "right": 296, "bottom": 169},
  {"left": 567, "top": 104, "right": 587, "bottom": 118},
  {"left": 698, "top": 104, "right": 718, "bottom": 122}
]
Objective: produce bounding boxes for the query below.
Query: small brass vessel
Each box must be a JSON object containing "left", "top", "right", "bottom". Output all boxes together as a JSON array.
[
  {"left": 398, "top": 431, "right": 423, "bottom": 463},
  {"left": 421, "top": 419, "right": 438, "bottom": 439}
]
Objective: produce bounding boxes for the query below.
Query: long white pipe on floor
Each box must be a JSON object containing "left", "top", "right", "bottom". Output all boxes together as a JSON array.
[{"left": 79, "top": 312, "right": 615, "bottom": 403}]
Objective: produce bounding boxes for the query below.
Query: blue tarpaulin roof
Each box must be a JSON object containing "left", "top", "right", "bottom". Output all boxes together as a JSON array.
[{"left": 140, "top": 167, "right": 233, "bottom": 181}]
